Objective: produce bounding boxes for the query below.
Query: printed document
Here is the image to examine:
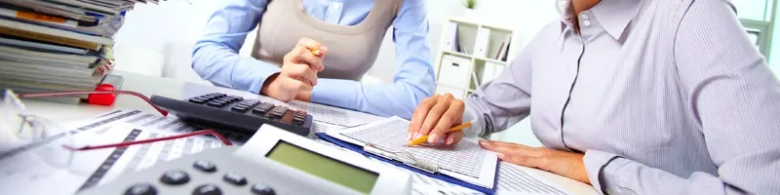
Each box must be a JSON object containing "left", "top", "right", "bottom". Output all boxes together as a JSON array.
[{"left": 327, "top": 116, "right": 498, "bottom": 188}]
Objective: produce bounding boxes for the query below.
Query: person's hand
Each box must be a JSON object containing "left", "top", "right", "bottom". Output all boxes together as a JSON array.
[
  {"left": 479, "top": 140, "right": 591, "bottom": 184},
  {"left": 408, "top": 94, "right": 465, "bottom": 146},
  {"left": 262, "top": 38, "right": 327, "bottom": 101}
]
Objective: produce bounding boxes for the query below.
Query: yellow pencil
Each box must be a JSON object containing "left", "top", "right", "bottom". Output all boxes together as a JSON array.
[
  {"left": 405, "top": 122, "right": 473, "bottom": 146},
  {"left": 311, "top": 49, "right": 321, "bottom": 56}
]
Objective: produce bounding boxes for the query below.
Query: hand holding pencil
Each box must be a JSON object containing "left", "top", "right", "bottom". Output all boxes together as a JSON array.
[
  {"left": 261, "top": 37, "right": 327, "bottom": 102},
  {"left": 406, "top": 122, "right": 472, "bottom": 146},
  {"left": 407, "top": 94, "right": 468, "bottom": 146}
]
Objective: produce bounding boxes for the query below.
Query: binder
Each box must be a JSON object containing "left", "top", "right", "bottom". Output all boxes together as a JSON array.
[
  {"left": 474, "top": 28, "right": 491, "bottom": 58},
  {"left": 442, "top": 22, "right": 459, "bottom": 52},
  {"left": 316, "top": 132, "right": 500, "bottom": 195}
]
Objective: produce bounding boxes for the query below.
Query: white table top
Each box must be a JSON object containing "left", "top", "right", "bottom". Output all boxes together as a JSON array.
[{"left": 22, "top": 71, "right": 598, "bottom": 195}]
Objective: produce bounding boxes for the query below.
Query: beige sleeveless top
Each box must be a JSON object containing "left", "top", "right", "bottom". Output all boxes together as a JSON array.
[{"left": 251, "top": 0, "right": 403, "bottom": 80}]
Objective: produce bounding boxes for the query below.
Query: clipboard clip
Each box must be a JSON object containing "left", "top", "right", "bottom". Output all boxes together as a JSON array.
[{"left": 363, "top": 144, "right": 440, "bottom": 174}]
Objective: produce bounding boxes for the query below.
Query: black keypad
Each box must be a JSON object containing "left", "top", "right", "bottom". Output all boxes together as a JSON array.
[
  {"left": 222, "top": 172, "right": 248, "bottom": 186},
  {"left": 193, "top": 160, "right": 217, "bottom": 173},
  {"left": 251, "top": 183, "right": 276, "bottom": 195},
  {"left": 160, "top": 170, "right": 190, "bottom": 185},
  {"left": 162, "top": 92, "right": 312, "bottom": 137},
  {"left": 124, "top": 183, "right": 157, "bottom": 195},
  {"left": 192, "top": 184, "right": 222, "bottom": 195}
]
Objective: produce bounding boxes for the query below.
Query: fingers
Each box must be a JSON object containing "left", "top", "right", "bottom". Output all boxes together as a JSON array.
[
  {"left": 285, "top": 63, "right": 318, "bottom": 86},
  {"left": 286, "top": 46, "right": 325, "bottom": 73},
  {"left": 500, "top": 154, "right": 550, "bottom": 171},
  {"left": 444, "top": 131, "right": 463, "bottom": 145},
  {"left": 297, "top": 37, "right": 324, "bottom": 50},
  {"left": 408, "top": 95, "right": 439, "bottom": 140},
  {"left": 296, "top": 38, "right": 326, "bottom": 71},
  {"left": 429, "top": 96, "right": 463, "bottom": 144},
  {"left": 419, "top": 95, "right": 453, "bottom": 142},
  {"left": 479, "top": 140, "right": 519, "bottom": 154},
  {"left": 479, "top": 140, "right": 553, "bottom": 170}
]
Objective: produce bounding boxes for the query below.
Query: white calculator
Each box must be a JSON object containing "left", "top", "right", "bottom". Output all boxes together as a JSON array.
[{"left": 78, "top": 125, "right": 411, "bottom": 195}]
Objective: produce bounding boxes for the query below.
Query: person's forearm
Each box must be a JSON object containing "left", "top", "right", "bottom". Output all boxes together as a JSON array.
[
  {"left": 310, "top": 78, "right": 431, "bottom": 119},
  {"left": 192, "top": 42, "right": 280, "bottom": 94},
  {"left": 584, "top": 150, "right": 778, "bottom": 195}
]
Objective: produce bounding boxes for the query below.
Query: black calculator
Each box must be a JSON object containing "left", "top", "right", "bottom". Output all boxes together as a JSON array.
[{"left": 150, "top": 93, "right": 312, "bottom": 136}]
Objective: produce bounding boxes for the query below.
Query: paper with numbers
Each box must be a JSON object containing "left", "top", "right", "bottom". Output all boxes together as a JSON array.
[{"left": 327, "top": 116, "right": 498, "bottom": 189}]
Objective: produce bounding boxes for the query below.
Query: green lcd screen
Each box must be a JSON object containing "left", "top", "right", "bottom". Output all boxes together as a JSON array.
[{"left": 266, "top": 141, "right": 379, "bottom": 194}]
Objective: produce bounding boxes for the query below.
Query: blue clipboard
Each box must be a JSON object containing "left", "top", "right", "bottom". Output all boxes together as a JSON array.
[{"left": 316, "top": 132, "right": 499, "bottom": 195}]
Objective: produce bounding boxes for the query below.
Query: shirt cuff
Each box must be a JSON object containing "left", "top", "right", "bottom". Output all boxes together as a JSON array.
[
  {"left": 310, "top": 78, "right": 359, "bottom": 110},
  {"left": 583, "top": 150, "right": 622, "bottom": 195},
  {"left": 462, "top": 105, "right": 486, "bottom": 138},
  {"left": 232, "top": 57, "right": 280, "bottom": 94}
]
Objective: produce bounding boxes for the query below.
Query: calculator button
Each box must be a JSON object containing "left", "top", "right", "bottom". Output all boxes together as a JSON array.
[
  {"left": 223, "top": 172, "right": 248, "bottom": 186},
  {"left": 252, "top": 105, "right": 272, "bottom": 115},
  {"left": 251, "top": 183, "right": 276, "bottom": 195},
  {"left": 160, "top": 170, "right": 190, "bottom": 185},
  {"left": 124, "top": 183, "right": 157, "bottom": 195},
  {"left": 231, "top": 106, "right": 249, "bottom": 113},
  {"left": 193, "top": 160, "right": 217, "bottom": 173},
  {"left": 252, "top": 108, "right": 267, "bottom": 115},
  {"left": 193, "top": 184, "right": 222, "bottom": 195},
  {"left": 270, "top": 107, "right": 288, "bottom": 117},
  {"left": 206, "top": 101, "right": 223, "bottom": 107},
  {"left": 188, "top": 98, "right": 206, "bottom": 104}
]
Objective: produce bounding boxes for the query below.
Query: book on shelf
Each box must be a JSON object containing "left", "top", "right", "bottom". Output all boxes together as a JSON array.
[{"left": 495, "top": 35, "right": 512, "bottom": 61}]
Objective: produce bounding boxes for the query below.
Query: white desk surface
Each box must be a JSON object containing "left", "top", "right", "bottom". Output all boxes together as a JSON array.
[{"left": 23, "top": 71, "right": 598, "bottom": 195}]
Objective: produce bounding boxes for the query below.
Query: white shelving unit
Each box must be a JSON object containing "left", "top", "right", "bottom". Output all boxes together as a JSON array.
[{"left": 433, "top": 18, "right": 522, "bottom": 99}]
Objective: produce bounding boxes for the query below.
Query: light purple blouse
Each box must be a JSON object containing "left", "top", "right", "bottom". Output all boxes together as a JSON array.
[{"left": 464, "top": 0, "right": 780, "bottom": 194}]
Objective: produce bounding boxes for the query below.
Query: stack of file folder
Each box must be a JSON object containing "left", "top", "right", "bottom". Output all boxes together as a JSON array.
[{"left": 0, "top": 0, "right": 160, "bottom": 103}]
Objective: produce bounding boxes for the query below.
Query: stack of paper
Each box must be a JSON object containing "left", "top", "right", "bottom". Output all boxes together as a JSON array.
[
  {"left": 325, "top": 117, "right": 500, "bottom": 193},
  {"left": 0, "top": 0, "right": 158, "bottom": 103}
]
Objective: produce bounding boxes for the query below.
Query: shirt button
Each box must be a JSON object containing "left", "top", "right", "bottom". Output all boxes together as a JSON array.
[
  {"left": 580, "top": 14, "right": 589, "bottom": 20},
  {"left": 583, "top": 20, "right": 591, "bottom": 27}
]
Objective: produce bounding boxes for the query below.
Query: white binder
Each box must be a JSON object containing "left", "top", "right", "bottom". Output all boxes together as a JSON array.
[
  {"left": 442, "top": 22, "right": 459, "bottom": 52},
  {"left": 473, "top": 28, "right": 491, "bottom": 58}
]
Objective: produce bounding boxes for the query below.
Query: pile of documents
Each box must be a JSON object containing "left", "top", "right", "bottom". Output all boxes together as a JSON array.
[{"left": 0, "top": 0, "right": 158, "bottom": 103}]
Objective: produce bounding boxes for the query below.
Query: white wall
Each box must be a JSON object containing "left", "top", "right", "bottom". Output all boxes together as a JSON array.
[
  {"left": 112, "top": 0, "right": 216, "bottom": 83},
  {"left": 112, "top": 0, "right": 559, "bottom": 145}
]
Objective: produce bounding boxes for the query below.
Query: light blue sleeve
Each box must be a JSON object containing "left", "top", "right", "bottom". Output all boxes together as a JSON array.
[
  {"left": 191, "top": 0, "right": 280, "bottom": 94},
  {"left": 310, "top": 0, "right": 435, "bottom": 119}
]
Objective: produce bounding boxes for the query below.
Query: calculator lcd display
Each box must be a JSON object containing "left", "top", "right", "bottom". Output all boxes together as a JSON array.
[{"left": 266, "top": 141, "right": 379, "bottom": 194}]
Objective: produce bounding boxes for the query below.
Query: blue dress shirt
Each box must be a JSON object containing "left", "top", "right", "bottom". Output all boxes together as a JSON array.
[{"left": 191, "top": 0, "right": 435, "bottom": 119}]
